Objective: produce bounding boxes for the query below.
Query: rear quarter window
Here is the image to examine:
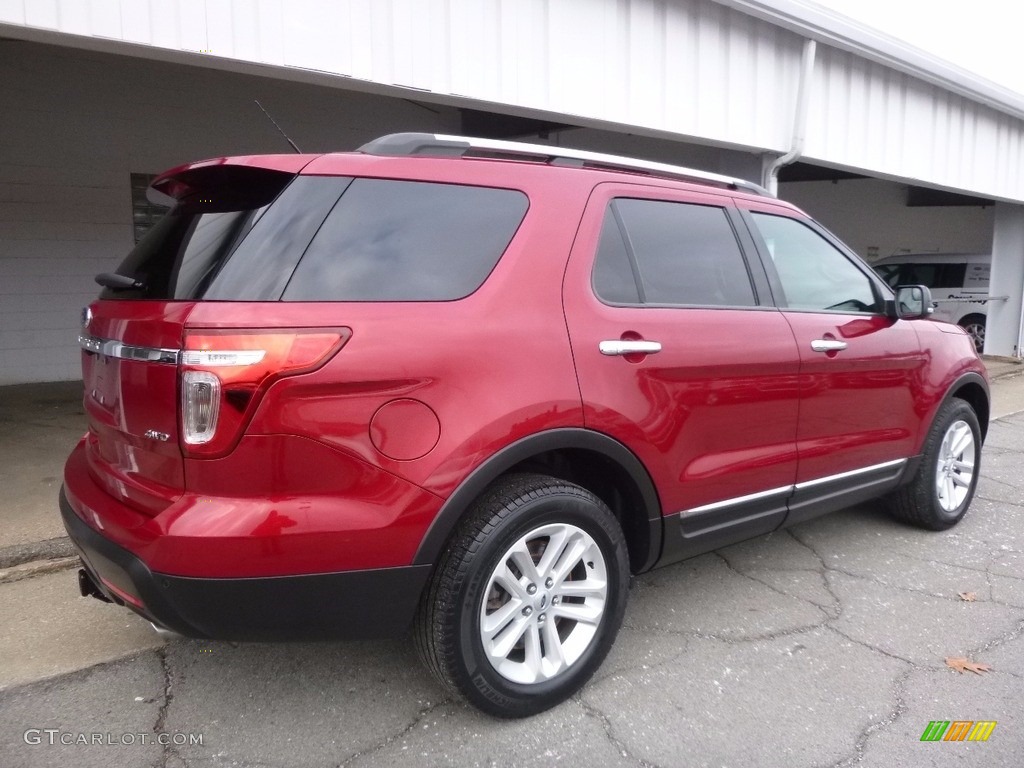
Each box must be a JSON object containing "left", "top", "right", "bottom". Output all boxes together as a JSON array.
[{"left": 281, "top": 179, "right": 529, "bottom": 301}]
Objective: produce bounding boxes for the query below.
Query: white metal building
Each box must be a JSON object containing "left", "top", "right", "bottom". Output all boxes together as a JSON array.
[{"left": 2, "top": 0, "right": 1023, "bottom": 384}]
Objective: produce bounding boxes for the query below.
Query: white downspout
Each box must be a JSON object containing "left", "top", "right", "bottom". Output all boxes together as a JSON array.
[
  {"left": 764, "top": 39, "right": 817, "bottom": 196},
  {"left": 1017, "top": 288, "right": 1023, "bottom": 357}
]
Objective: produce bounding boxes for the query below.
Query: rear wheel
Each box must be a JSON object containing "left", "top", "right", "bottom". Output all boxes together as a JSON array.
[
  {"left": 958, "top": 314, "right": 986, "bottom": 354},
  {"left": 415, "top": 474, "right": 629, "bottom": 718},
  {"left": 884, "top": 399, "right": 981, "bottom": 530}
]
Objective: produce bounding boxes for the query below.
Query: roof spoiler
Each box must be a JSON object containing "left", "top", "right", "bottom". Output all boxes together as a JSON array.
[{"left": 150, "top": 155, "right": 315, "bottom": 203}]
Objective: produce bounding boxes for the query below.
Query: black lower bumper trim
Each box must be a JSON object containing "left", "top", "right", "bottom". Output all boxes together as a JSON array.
[{"left": 60, "top": 487, "right": 432, "bottom": 641}]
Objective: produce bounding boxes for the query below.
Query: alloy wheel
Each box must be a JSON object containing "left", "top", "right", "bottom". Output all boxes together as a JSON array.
[
  {"left": 935, "top": 419, "right": 975, "bottom": 513},
  {"left": 479, "top": 523, "right": 608, "bottom": 685}
]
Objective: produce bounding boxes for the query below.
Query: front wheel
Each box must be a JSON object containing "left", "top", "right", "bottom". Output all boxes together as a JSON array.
[
  {"left": 415, "top": 474, "right": 630, "bottom": 718},
  {"left": 884, "top": 398, "right": 982, "bottom": 530}
]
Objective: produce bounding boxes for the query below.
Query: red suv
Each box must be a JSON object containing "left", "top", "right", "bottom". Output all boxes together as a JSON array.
[{"left": 62, "top": 133, "right": 988, "bottom": 717}]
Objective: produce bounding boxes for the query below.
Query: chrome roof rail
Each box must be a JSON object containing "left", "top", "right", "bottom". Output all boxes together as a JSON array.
[{"left": 358, "top": 133, "right": 772, "bottom": 197}]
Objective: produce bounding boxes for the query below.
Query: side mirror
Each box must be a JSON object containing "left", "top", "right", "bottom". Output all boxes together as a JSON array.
[{"left": 889, "top": 285, "right": 935, "bottom": 319}]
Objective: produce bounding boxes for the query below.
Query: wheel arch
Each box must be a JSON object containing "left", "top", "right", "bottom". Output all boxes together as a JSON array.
[
  {"left": 957, "top": 312, "right": 987, "bottom": 324},
  {"left": 941, "top": 372, "right": 990, "bottom": 442},
  {"left": 413, "top": 428, "right": 663, "bottom": 574}
]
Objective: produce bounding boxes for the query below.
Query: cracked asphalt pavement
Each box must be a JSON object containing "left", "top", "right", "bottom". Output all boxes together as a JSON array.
[{"left": 3, "top": 413, "right": 1023, "bottom": 767}]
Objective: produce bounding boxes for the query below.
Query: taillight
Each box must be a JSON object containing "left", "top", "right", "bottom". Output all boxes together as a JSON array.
[
  {"left": 181, "top": 371, "right": 221, "bottom": 444},
  {"left": 180, "top": 328, "right": 350, "bottom": 456}
]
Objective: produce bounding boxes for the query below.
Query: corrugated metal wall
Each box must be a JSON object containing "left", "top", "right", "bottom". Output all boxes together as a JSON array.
[
  {"left": 807, "top": 44, "right": 1024, "bottom": 201},
  {"left": 3, "top": 0, "right": 1021, "bottom": 199},
  {"left": 0, "top": 0, "right": 797, "bottom": 153}
]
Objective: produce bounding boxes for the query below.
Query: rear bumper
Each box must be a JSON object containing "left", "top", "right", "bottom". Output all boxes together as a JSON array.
[{"left": 60, "top": 487, "right": 431, "bottom": 640}]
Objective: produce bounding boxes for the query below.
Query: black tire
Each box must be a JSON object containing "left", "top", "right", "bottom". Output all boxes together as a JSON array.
[
  {"left": 958, "top": 314, "right": 986, "bottom": 354},
  {"left": 884, "top": 399, "right": 982, "bottom": 530},
  {"left": 414, "top": 473, "right": 630, "bottom": 718}
]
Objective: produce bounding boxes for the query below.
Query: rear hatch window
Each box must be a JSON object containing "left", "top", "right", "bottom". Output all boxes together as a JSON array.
[
  {"left": 101, "top": 166, "right": 298, "bottom": 300},
  {"left": 105, "top": 174, "right": 528, "bottom": 302}
]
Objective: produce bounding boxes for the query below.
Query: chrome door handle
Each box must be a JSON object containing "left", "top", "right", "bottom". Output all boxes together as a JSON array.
[
  {"left": 810, "top": 339, "right": 847, "bottom": 353},
  {"left": 599, "top": 340, "right": 662, "bottom": 356}
]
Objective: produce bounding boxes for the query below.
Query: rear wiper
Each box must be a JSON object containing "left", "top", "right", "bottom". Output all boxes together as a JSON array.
[{"left": 95, "top": 273, "right": 145, "bottom": 290}]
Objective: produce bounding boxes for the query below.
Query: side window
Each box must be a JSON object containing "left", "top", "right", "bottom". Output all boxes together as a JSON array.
[
  {"left": 874, "top": 262, "right": 966, "bottom": 290},
  {"left": 750, "top": 213, "right": 881, "bottom": 314},
  {"left": 897, "top": 263, "right": 938, "bottom": 287},
  {"left": 282, "top": 180, "right": 528, "bottom": 301},
  {"left": 900, "top": 262, "right": 965, "bottom": 289},
  {"left": 936, "top": 263, "right": 967, "bottom": 289},
  {"left": 592, "top": 211, "right": 641, "bottom": 304},
  {"left": 592, "top": 198, "right": 756, "bottom": 307}
]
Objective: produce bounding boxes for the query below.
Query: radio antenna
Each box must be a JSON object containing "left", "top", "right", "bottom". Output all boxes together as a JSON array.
[{"left": 254, "top": 100, "right": 302, "bottom": 153}]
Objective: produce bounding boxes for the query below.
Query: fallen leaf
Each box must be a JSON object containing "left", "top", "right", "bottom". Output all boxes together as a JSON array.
[
  {"left": 958, "top": 591, "right": 977, "bottom": 602},
  {"left": 945, "top": 657, "right": 992, "bottom": 675}
]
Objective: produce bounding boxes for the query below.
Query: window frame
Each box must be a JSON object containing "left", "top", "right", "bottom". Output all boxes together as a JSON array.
[
  {"left": 737, "top": 206, "right": 894, "bottom": 316},
  {"left": 588, "top": 187, "right": 773, "bottom": 311}
]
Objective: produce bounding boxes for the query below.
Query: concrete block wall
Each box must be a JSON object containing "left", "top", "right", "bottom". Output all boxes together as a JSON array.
[
  {"left": 780, "top": 178, "right": 994, "bottom": 262},
  {"left": 0, "top": 39, "right": 459, "bottom": 385}
]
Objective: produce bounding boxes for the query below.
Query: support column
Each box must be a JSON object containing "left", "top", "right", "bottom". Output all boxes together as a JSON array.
[
  {"left": 987, "top": 203, "right": 1024, "bottom": 357},
  {"left": 716, "top": 152, "right": 775, "bottom": 188}
]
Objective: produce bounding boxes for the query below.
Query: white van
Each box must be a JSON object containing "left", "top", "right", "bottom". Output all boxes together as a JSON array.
[{"left": 873, "top": 253, "right": 990, "bottom": 352}]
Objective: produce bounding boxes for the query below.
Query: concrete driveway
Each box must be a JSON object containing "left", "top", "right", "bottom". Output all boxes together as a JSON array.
[{"left": 1, "top": 381, "right": 1023, "bottom": 767}]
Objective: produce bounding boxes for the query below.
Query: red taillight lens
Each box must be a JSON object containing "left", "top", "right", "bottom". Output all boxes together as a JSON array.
[{"left": 180, "top": 328, "right": 350, "bottom": 456}]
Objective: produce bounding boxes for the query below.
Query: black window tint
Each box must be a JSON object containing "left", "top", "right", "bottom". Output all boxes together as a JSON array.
[
  {"left": 102, "top": 209, "right": 183, "bottom": 299},
  {"left": 602, "top": 198, "right": 754, "bottom": 307},
  {"left": 282, "top": 180, "right": 528, "bottom": 302},
  {"left": 876, "top": 262, "right": 965, "bottom": 290},
  {"left": 934, "top": 263, "right": 967, "bottom": 288},
  {"left": 102, "top": 169, "right": 296, "bottom": 300},
  {"left": 130, "top": 172, "right": 163, "bottom": 244},
  {"left": 204, "top": 177, "right": 351, "bottom": 301},
  {"left": 102, "top": 209, "right": 258, "bottom": 300},
  {"left": 897, "top": 263, "right": 940, "bottom": 288},
  {"left": 592, "top": 210, "right": 641, "bottom": 304},
  {"left": 751, "top": 213, "right": 880, "bottom": 314},
  {"left": 176, "top": 211, "right": 262, "bottom": 297}
]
